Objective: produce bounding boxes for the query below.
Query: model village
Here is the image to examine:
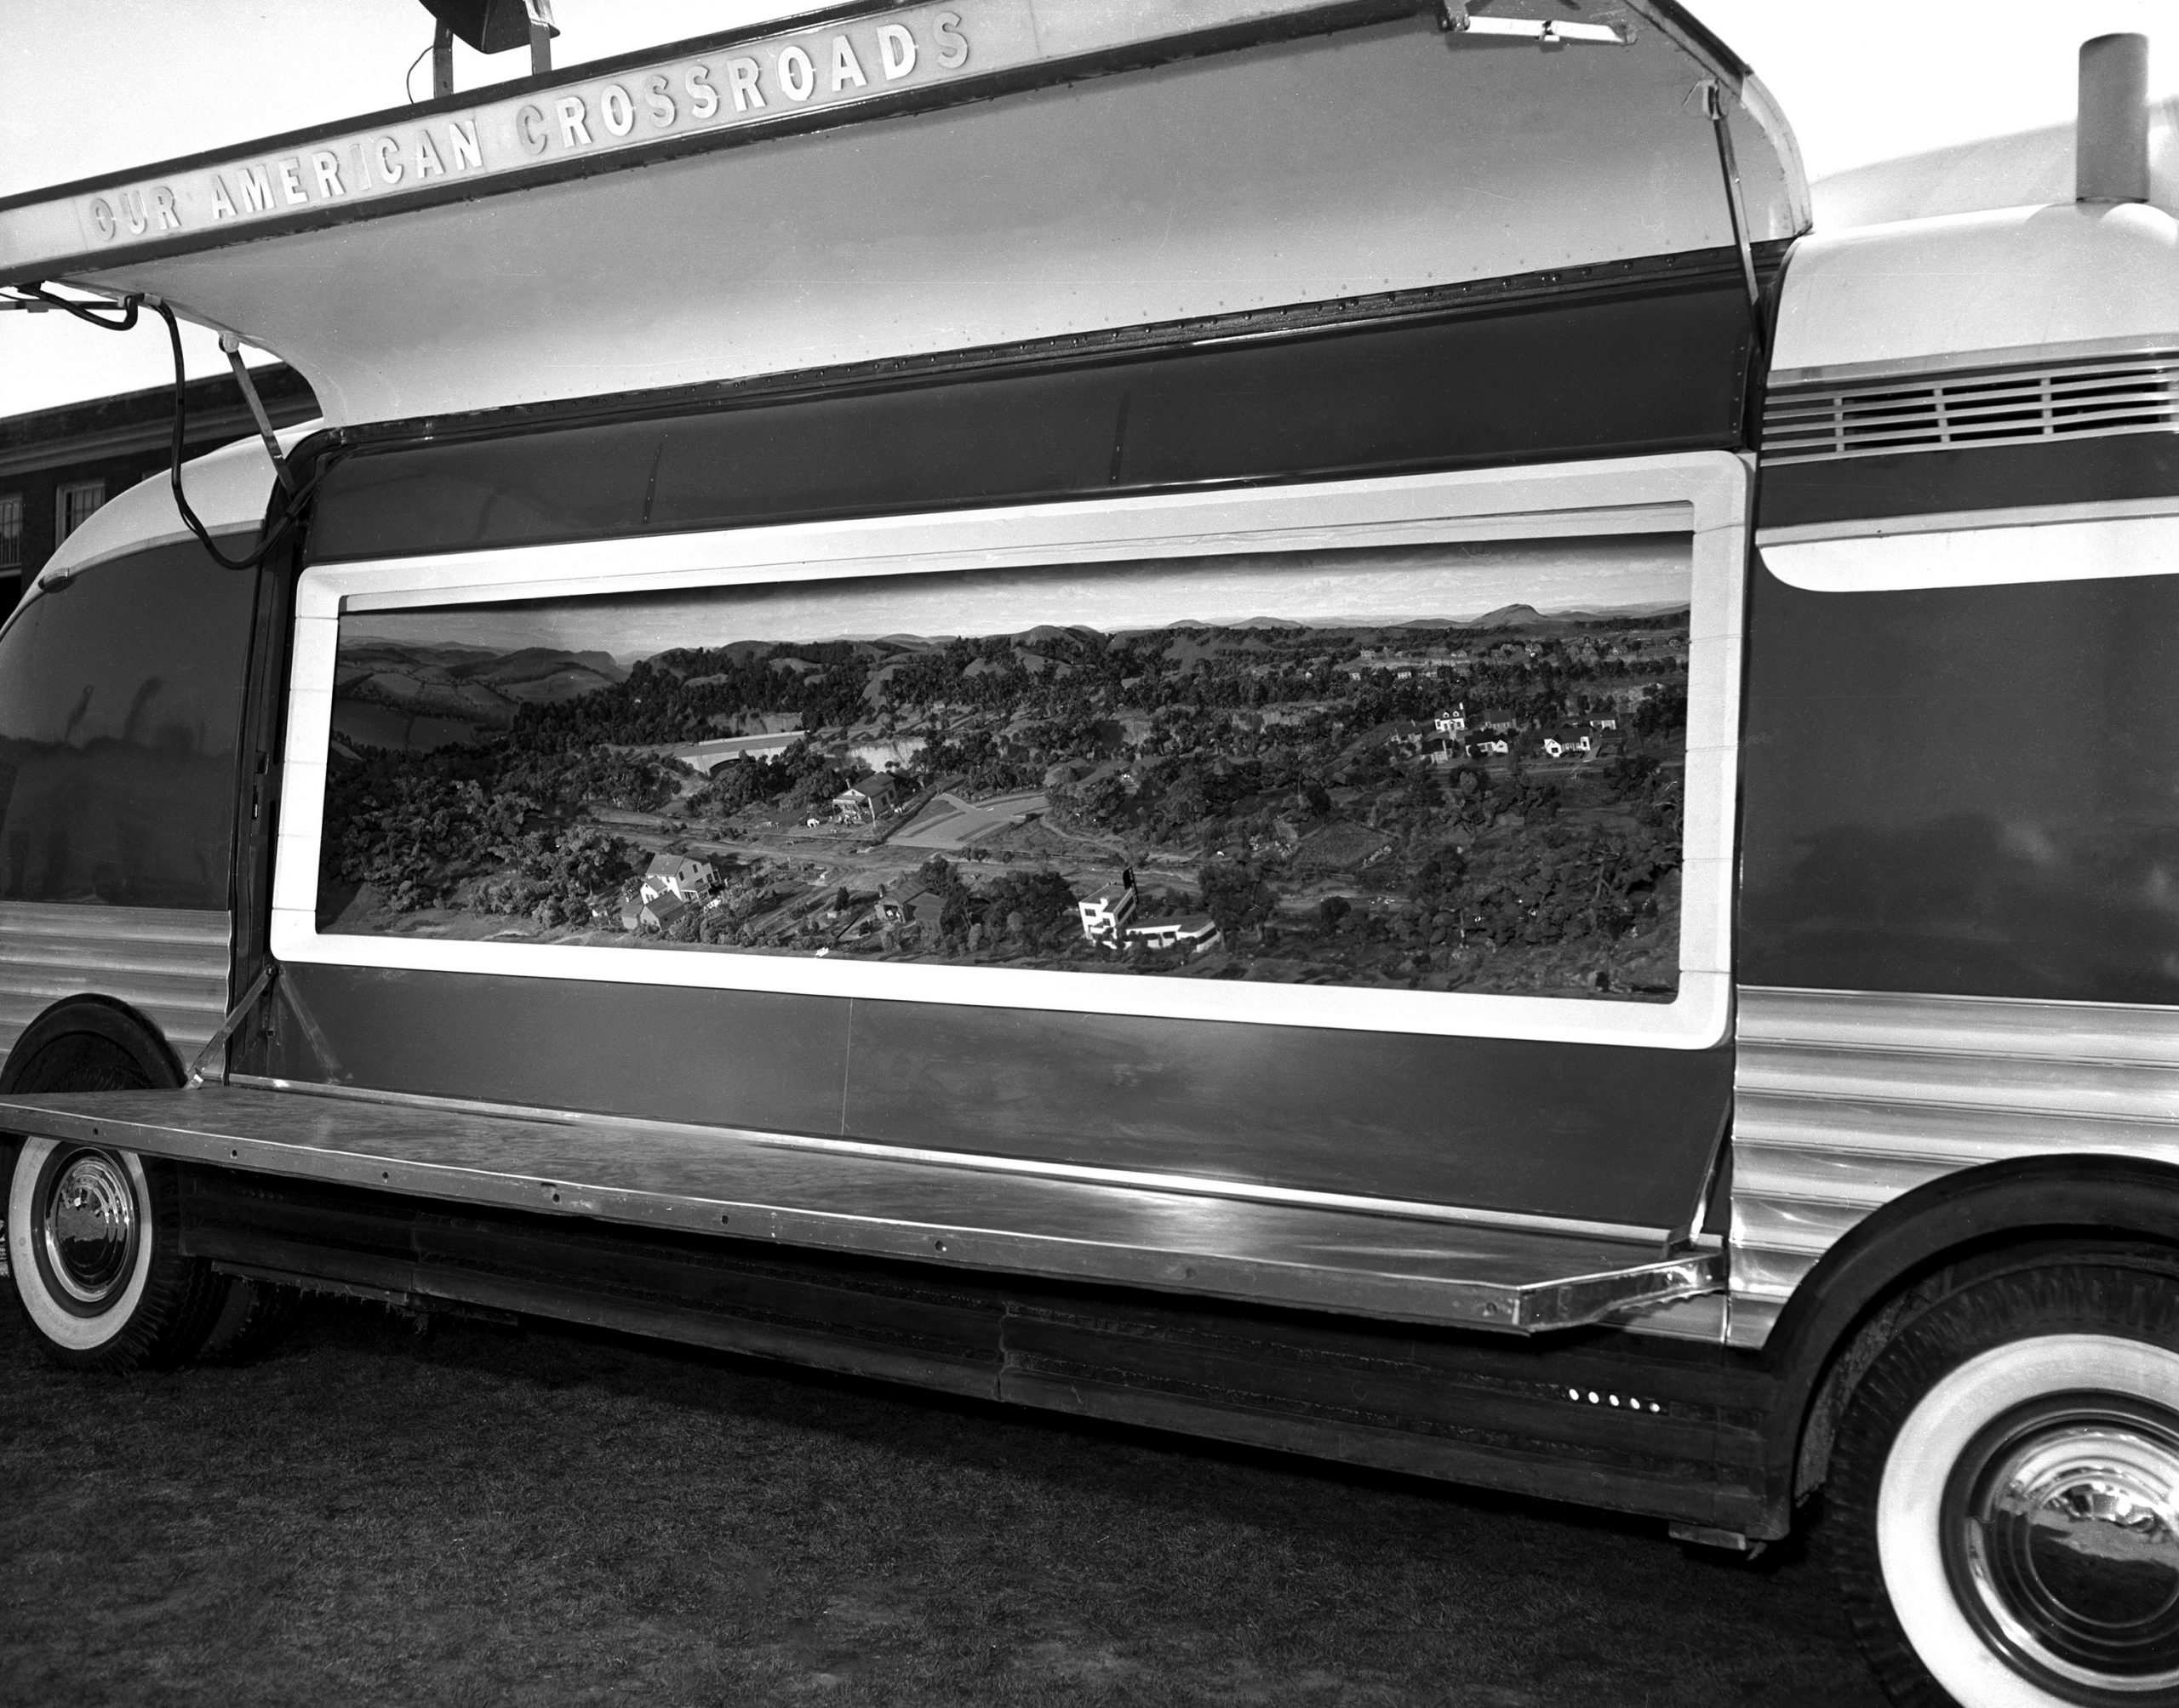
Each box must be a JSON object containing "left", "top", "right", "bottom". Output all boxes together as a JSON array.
[{"left": 319, "top": 601, "right": 1691, "bottom": 999}]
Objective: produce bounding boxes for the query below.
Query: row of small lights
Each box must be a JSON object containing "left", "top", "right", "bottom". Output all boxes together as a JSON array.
[{"left": 1569, "top": 1387, "right": 1662, "bottom": 1414}]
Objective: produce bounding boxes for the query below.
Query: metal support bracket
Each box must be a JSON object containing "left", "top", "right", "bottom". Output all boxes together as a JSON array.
[
  {"left": 187, "top": 963, "right": 280, "bottom": 1088},
  {"left": 219, "top": 334, "right": 297, "bottom": 492},
  {"left": 1697, "top": 79, "right": 1764, "bottom": 312},
  {"left": 1436, "top": 3, "right": 1624, "bottom": 44}
]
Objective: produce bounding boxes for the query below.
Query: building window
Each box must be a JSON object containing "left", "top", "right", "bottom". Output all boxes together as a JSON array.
[
  {"left": 56, "top": 480, "right": 106, "bottom": 542},
  {"left": 0, "top": 494, "right": 20, "bottom": 571}
]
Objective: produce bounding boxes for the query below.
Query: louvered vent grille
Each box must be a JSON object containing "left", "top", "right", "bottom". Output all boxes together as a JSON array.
[{"left": 1762, "top": 354, "right": 2179, "bottom": 465}]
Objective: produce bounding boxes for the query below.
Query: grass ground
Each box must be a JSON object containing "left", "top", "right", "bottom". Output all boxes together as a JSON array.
[{"left": 1, "top": 1298, "right": 1887, "bottom": 1708}]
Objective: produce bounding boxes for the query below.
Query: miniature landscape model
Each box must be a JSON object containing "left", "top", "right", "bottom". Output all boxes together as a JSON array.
[{"left": 317, "top": 542, "right": 1691, "bottom": 1002}]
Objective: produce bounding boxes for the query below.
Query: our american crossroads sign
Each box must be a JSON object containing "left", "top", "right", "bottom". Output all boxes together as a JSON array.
[{"left": 0, "top": 0, "right": 1387, "bottom": 280}]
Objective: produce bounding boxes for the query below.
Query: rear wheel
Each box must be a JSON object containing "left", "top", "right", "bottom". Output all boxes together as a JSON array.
[{"left": 1831, "top": 1253, "right": 2179, "bottom": 1707}]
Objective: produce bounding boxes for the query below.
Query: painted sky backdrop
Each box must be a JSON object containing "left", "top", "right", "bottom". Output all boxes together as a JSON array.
[{"left": 341, "top": 536, "right": 1691, "bottom": 665}]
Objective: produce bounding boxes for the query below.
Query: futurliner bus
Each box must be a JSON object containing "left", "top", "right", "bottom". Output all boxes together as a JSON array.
[{"left": 3, "top": 4, "right": 2176, "bottom": 1701}]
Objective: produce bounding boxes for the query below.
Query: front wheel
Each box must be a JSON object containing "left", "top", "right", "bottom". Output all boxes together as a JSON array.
[
  {"left": 7, "top": 1135, "right": 223, "bottom": 1369},
  {"left": 1831, "top": 1253, "right": 2179, "bottom": 1707}
]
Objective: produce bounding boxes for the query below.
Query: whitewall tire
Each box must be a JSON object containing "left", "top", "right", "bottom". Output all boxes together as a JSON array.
[
  {"left": 1832, "top": 1254, "right": 2179, "bottom": 1708},
  {"left": 6, "top": 1134, "right": 222, "bottom": 1368}
]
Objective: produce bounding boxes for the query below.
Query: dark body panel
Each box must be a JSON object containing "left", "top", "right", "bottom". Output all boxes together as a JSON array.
[
  {"left": 1738, "top": 552, "right": 2179, "bottom": 1000},
  {"left": 260, "top": 964, "right": 1731, "bottom": 1230},
  {"left": 269, "top": 963, "right": 852, "bottom": 1139},
  {"left": 175, "top": 1164, "right": 1773, "bottom": 1532},
  {"left": 241, "top": 261, "right": 1766, "bottom": 1229},
  {"left": 304, "top": 248, "right": 1772, "bottom": 561},
  {"left": 838, "top": 998, "right": 1729, "bottom": 1225},
  {"left": 1757, "top": 434, "right": 2179, "bottom": 530},
  {"left": 0, "top": 541, "right": 256, "bottom": 910}
]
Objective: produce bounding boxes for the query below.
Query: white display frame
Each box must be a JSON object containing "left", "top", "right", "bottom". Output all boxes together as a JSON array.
[{"left": 271, "top": 451, "right": 1747, "bottom": 1048}]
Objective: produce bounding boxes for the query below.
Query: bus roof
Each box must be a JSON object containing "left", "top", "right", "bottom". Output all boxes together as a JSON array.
[{"left": 1, "top": 0, "right": 1805, "bottom": 429}]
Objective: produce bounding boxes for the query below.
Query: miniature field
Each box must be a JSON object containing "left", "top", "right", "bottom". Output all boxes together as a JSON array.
[
  {"left": 0, "top": 1299, "right": 1885, "bottom": 1706},
  {"left": 321, "top": 599, "right": 1692, "bottom": 1003}
]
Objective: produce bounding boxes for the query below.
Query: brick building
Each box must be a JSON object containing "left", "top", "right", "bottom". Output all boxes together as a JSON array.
[{"left": 0, "top": 364, "right": 318, "bottom": 611}]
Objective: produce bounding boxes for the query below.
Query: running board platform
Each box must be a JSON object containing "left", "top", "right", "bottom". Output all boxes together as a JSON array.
[{"left": 0, "top": 1085, "right": 1721, "bottom": 1334}]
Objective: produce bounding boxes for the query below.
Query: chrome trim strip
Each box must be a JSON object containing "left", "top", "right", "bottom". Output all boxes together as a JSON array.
[
  {"left": 226, "top": 1071, "right": 1675, "bottom": 1245},
  {"left": 1602, "top": 1290, "right": 1728, "bottom": 1344},
  {"left": 0, "top": 902, "right": 231, "bottom": 1061},
  {"left": 1766, "top": 335, "right": 2179, "bottom": 393},
  {"left": 1730, "top": 986, "right": 2179, "bottom": 1350},
  {"left": 1757, "top": 495, "right": 2179, "bottom": 551}
]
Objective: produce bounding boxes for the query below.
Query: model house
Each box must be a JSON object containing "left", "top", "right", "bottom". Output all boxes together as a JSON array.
[
  {"left": 833, "top": 773, "right": 899, "bottom": 823},
  {"left": 640, "top": 854, "right": 716, "bottom": 905},
  {"left": 1123, "top": 915, "right": 1225, "bottom": 956},
  {"left": 1078, "top": 873, "right": 1139, "bottom": 942},
  {"left": 876, "top": 881, "right": 946, "bottom": 930},
  {"left": 640, "top": 892, "right": 690, "bottom": 932}
]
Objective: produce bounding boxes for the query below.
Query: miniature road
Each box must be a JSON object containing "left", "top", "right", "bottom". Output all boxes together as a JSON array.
[
  {"left": 889, "top": 790, "right": 1049, "bottom": 850},
  {"left": 0, "top": 1300, "right": 1886, "bottom": 1707}
]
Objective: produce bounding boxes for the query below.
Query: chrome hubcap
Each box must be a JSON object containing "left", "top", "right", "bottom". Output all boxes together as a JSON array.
[
  {"left": 1951, "top": 1400, "right": 2179, "bottom": 1696},
  {"left": 39, "top": 1151, "right": 138, "bottom": 1305}
]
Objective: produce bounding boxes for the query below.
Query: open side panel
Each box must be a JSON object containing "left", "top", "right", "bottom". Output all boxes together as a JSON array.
[
  {"left": 2, "top": 3, "right": 1804, "bottom": 426},
  {"left": 198, "top": 452, "right": 1752, "bottom": 1270}
]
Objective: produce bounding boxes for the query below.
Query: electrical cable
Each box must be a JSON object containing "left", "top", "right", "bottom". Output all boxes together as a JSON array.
[
  {"left": 404, "top": 41, "right": 432, "bottom": 104},
  {"left": 146, "top": 298, "right": 328, "bottom": 572},
  {"left": 12, "top": 283, "right": 335, "bottom": 574},
  {"left": 3, "top": 282, "right": 140, "bottom": 330}
]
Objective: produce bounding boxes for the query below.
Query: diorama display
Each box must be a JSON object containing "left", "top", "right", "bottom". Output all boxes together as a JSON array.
[{"left": 318, "top": 537, "right": 1693, "bottom": 1002}]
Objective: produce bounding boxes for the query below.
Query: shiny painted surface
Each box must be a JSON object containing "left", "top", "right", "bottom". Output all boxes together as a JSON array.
[
  {"left": 1767, "top": 203, "right": 2179, "bottom": 389},
  {"left": 1738, "top": 556, "right": 2179, "bottom": 1003},
  {"left": 1730, "top": 987, "right": 2179, "bottom": 1349},
  {"left": 253, "top": 963, "right": 1735, "bottom": 1233},
  {"left": 0, "top": 902, "right": 231, "bottom": 1061},
  {"left": 29, "top": 430, "right": 308, "bottom": 592},
  {"left": 306, "top": 253, "right": 1769, "bottom": 563},
  {"left": 0, "top": 540, "right": 256, "bottom": 912},
  {"left": 0, "top": 1083, "right": 1723, "bottom": 1332},
  {"left": 1756, "top": 433, "right": 2179, "bottom": 534}
]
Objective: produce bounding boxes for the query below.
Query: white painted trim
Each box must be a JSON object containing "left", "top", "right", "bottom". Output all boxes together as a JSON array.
[
  {"left": 1759, "top": 504, "right": 2179, "bottom": 594},
  {"left": 274, "top": 454, "right": 1747, "bottom": 1049},
  {"left": 1765, "top": 333, "right": 2179, "bottom": 394}
]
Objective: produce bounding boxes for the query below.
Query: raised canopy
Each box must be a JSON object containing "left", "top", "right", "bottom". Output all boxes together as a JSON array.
[{"left": 0, "top": 0, "right": 1804, "bottom": 427}]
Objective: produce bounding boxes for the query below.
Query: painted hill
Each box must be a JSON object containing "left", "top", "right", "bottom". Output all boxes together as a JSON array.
[{"left": 333, "top": 642, "right": 626, "bottom": 731}]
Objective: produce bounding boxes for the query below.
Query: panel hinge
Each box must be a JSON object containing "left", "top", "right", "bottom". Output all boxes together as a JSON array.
[
  {"left": 1436, "top": 3, "right": 1625, "bottom": 45},
  {"left": 219, "top": 333, "right": 297, "bottom": 492},
  {"left": 1695, "top": 78, "right": 1764, "bottom": 312}
]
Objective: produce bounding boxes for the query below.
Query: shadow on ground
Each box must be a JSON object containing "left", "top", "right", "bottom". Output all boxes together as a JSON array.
[{"left": 0, "top": 1297, "right": 1886, "bottom": 1706}]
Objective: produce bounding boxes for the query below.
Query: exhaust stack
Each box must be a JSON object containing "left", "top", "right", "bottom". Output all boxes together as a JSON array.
[{"left": 2078, "top": 32, "right": 2150, "bottom": 203}]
